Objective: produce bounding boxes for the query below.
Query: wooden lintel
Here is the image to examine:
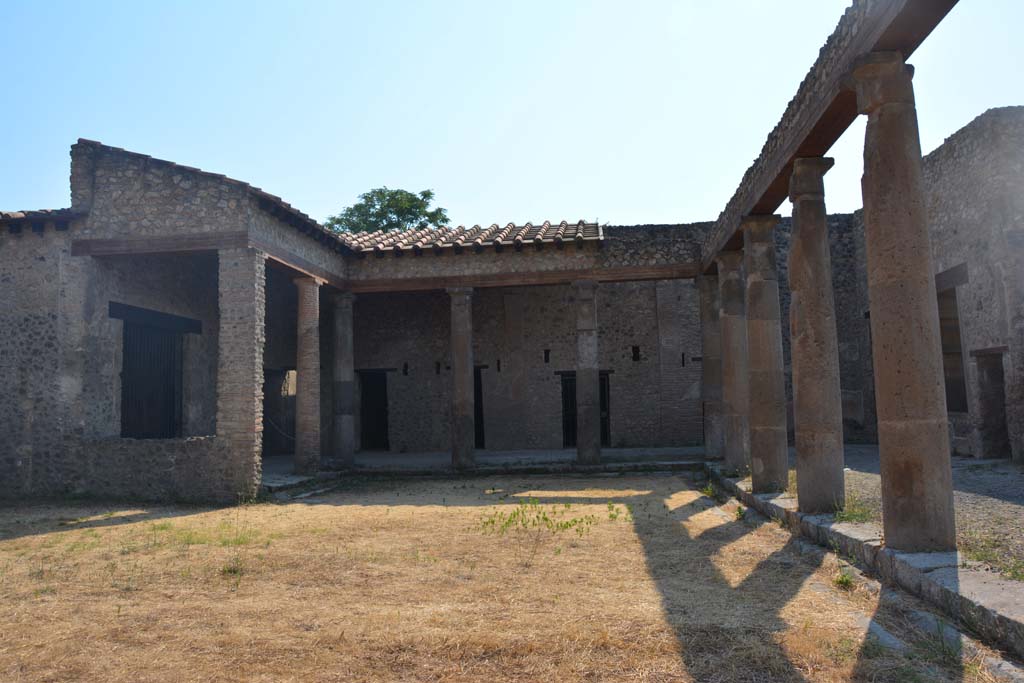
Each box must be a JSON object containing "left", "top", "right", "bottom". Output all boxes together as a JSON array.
[
  {"left": 346, "top": 262, "right": 699, "bottom": 294},
  {"left": 247, "top": 234, "right": 347, "bottom": 290},
  {"left": 71, "top": 231, "right": 249, "bottom": 256}
]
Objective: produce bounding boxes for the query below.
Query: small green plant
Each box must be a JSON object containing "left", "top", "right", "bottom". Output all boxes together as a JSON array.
[
  {"left": 699, "top": 484, "right": 716, "bottom": 498},
  {"left": 834, "top": 492, "right": 878, "bottom": 524},
  {"left": 479, "top": 499, "right": 598, "bottom": 567},
  {"left": 221, "top": 556, "right": 245, "bottom": 577},
  {"left": 734, "top": 505, "right": 746, "bottom": 521},
  {"left": 606, "top": 502, "right": 631, "bottom": 522},
  {"left": 833, "top": 568, "right": 854, "bottom": 590}
]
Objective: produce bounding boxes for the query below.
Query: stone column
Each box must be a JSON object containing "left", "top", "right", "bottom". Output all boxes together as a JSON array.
[
  {"left": 789, "top": 157, "right": 845, "bottom": 513},
  {"left": 574, "top": 280, "right": 601, "bottom": 464},
  {"left": 717, "top": 252, "right": 750, "bottom": 474},
  {"left": 699, "top": 274, "right": 724, "bottom": 458},
  {"left": 294, "top": 276, "right": 322, "bottom": 475},
  {"left": 332, "top": 291, "right": 356, "bottom": 467},
  {"left": 742, "top": 215, "right": 789, "bottom": 493},
  {"left": 216, "top": 247, "right": 266, "bottom": 500},
  {"left": 852, "top": 52, "right": 956, "bottom": 551},
  {"left": 448, "top": 287, "right": 475, "bottom": 469}
]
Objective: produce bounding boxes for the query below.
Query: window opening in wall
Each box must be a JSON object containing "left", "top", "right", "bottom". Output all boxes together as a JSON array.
[
  {"left": 402, "top": 362, "right": 409, "bottom": 376},
  {"left": 496, "top": 359, "right": 501, "bottom": 373},
  {"left": 681, "top": 353, "right": 686, "bottom": 367},
  {"left": 632, "top": 346, "right": 641, "bottom": 362},
  {"left": 111, "top": 302, "right": 200, "bottom": 440},
  {"left": 544, "top": 349, "right": 551, "bottom": 364},
  {"left": 435, "top": 361, "right": 441, "bottom": 375},
  {"left": 937, "top": 287, "right": 968, "bottom": 413}
]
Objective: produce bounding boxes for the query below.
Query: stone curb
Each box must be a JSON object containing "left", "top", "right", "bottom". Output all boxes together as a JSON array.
[
  {"left": 332, "top": 460, "right": 706, "bottom": 477},
  {"left": 707, "top": 464, "right": 1024, "bottom": 661}
]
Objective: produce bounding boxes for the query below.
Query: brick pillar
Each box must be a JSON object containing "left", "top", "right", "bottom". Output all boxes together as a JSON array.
[
  {"left": 699, "top": 274, "right": 724, "bottom": 459},
  {"left": 448, "top": 287, "right": 475, "bottom": 469},
  {"left": 216, "top": 247, "right": 266, "bottom": 499},
  {"left": 717, "top": 251, "right": 750, "bottom": 474},
  {"left": 294, "top": 276, "right": 322, "bottom": 475},
  {"left": 332, "top": 291, "right": 356, "bottom": 467},
  {"left": 574, "top": 280, "right": 601, "bottom": 464},
  {"left": 852, "top": 52, "right": 956, "bottom": 551},
  {"left": 789, "top": 157, "right": 846, "bottom": 513},
  {"left": 742, "top": 215, "right": 789, "bottom": 493}
]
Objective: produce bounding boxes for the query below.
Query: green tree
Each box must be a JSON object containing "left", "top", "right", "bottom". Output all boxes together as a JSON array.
[{"left": 324, "top": 187, "right": 449, "bottom": 234}]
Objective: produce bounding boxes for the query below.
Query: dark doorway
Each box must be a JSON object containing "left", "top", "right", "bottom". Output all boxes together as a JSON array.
[
  {"left": 262, "top": 369, "right": 296, "bottom": 456},
  {"left": 474, "top": 366, "right": 485, "bottom": 449},
  {"left": 976, "top": 353, "right": 1010, "bottom": 457},
  {"left": 560, "top": 372, "right": 611, "bottom": 448},
  {"left": 937, "top": 288, "right": 969, "bottom": 413},
  {"left": 359, "top": 370, "right": 390, "bottom": 450},
  {"left": 121, "top": 321, "right": 183, "bottom": 438}
]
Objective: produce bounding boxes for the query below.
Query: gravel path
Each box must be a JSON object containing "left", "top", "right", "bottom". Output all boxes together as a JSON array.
[{"left": 839, "top": 444, "right": 1024, "bottom": 580}]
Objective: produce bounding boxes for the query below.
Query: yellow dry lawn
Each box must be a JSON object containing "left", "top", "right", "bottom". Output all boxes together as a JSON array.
[{"left": 0, "top": 475, "right": 1001, "bottom": 682}]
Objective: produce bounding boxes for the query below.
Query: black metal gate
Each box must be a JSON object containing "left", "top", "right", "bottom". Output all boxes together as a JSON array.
[{"left": 121, "top": 321, "right": 183, "bottom": 438}]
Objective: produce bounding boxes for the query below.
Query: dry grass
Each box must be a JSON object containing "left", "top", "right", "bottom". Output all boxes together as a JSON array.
[{"left": 0, "top": 475, "right": 999, "bottom": 682}]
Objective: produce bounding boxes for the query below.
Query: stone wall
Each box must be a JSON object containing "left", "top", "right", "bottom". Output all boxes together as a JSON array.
[
  {"left": 0, "top": 226, "right": 231, "bottom": 499},
  {"left": 350, "top": 278, "right": 704, "bottom": 455},
  {"left": 920, "top": 107, "right": 1024, "bottom": 460},
  {"left": 346, "top": 224, "right": 704, "bottom": 283},
  {"left": 70, "top": 140, "right": 250, "bottom": 238}
]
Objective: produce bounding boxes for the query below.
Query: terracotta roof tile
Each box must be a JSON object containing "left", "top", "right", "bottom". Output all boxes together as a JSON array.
[
  {"left": 344, "top": 220, "right": 600, "bottom": 256},
  {"left": 51, "top": 141, "right": 603, "bottom": 258}
]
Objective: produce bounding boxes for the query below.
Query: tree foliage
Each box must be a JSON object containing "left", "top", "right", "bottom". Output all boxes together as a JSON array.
[{"left": 324, "top": 187, "right": 449, "bottom": 234}]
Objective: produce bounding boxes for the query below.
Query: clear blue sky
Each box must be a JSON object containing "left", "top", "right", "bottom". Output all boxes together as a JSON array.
[{"left": 2, "top": 1, "right": 1021, "bottom": 226}]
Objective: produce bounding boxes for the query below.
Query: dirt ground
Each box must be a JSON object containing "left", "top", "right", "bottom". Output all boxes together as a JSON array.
[
  {"left": 0, "top": 474, "right": 1005, "bottom": 682},
  {"left": 812, "top": 446, "right": 1024, "bottom": 581}
]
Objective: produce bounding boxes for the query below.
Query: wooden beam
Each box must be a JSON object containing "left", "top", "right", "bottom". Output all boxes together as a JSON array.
[
  {"left": 71, "top": 230, "right": 348, "bottom": 291},
  {"left": 346, "top": 262, "right": 700, "bottom": 294},
  {"left": 702, "top": 0, "right": 958, "bottom": 271},
  {"left": 247, "top": 234, "right": 347, "bottom": 290},
  {"left": 71, "top": 231, "right": 249, "bottom": 256}
]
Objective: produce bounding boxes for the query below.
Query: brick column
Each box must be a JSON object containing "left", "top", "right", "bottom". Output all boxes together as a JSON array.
[
  {"left": 574, "top": 280, "right": 601, "bottom": 464},
  {"left": 699, "top": 274, "right": 724, "bottom": 459},
  {"left": 852, "top": 52, "right": 956, "bottom": 551},
  {"left": 332, "top": 291, "right": 356, "bottom": 467},
  {"left": 448, "top": 287, "right": 475, "bottom": 469},
  {"left": 789, "top": 157, "right": 845, "bottom": 513},
  {"left": 742, "top": 215, "right": 789, "bottom": 493},
  {"left": 294, "top": 276, "right": 321, "bottom": 475},
  {"left": 216, "top": 247, "right": 266, "bottom": 500},
  {"left": 716, "top": 252, "right": 750, "bottom": 474}
]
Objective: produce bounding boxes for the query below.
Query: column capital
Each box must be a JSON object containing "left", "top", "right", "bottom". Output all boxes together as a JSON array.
[
  {"left": 331, "top": 290, "right": 355, "bottom": 305},
  {"left": 446, "top": 286, "right": 473, "bottom": 299},
  {"left": 790, "top": 157, "right": 835, "bottom": 202},
  {"left": 715, "top": 250, "right": 744, "bottom": 273},
  {"left": 293, "top": 275, "right": 323, "bottom": 289},
  {"left": 739, "top": 214, "right": 781, "bottom": 235},
  {"left": 850, "top": 51, "right": 915, "bottom": 115}
]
